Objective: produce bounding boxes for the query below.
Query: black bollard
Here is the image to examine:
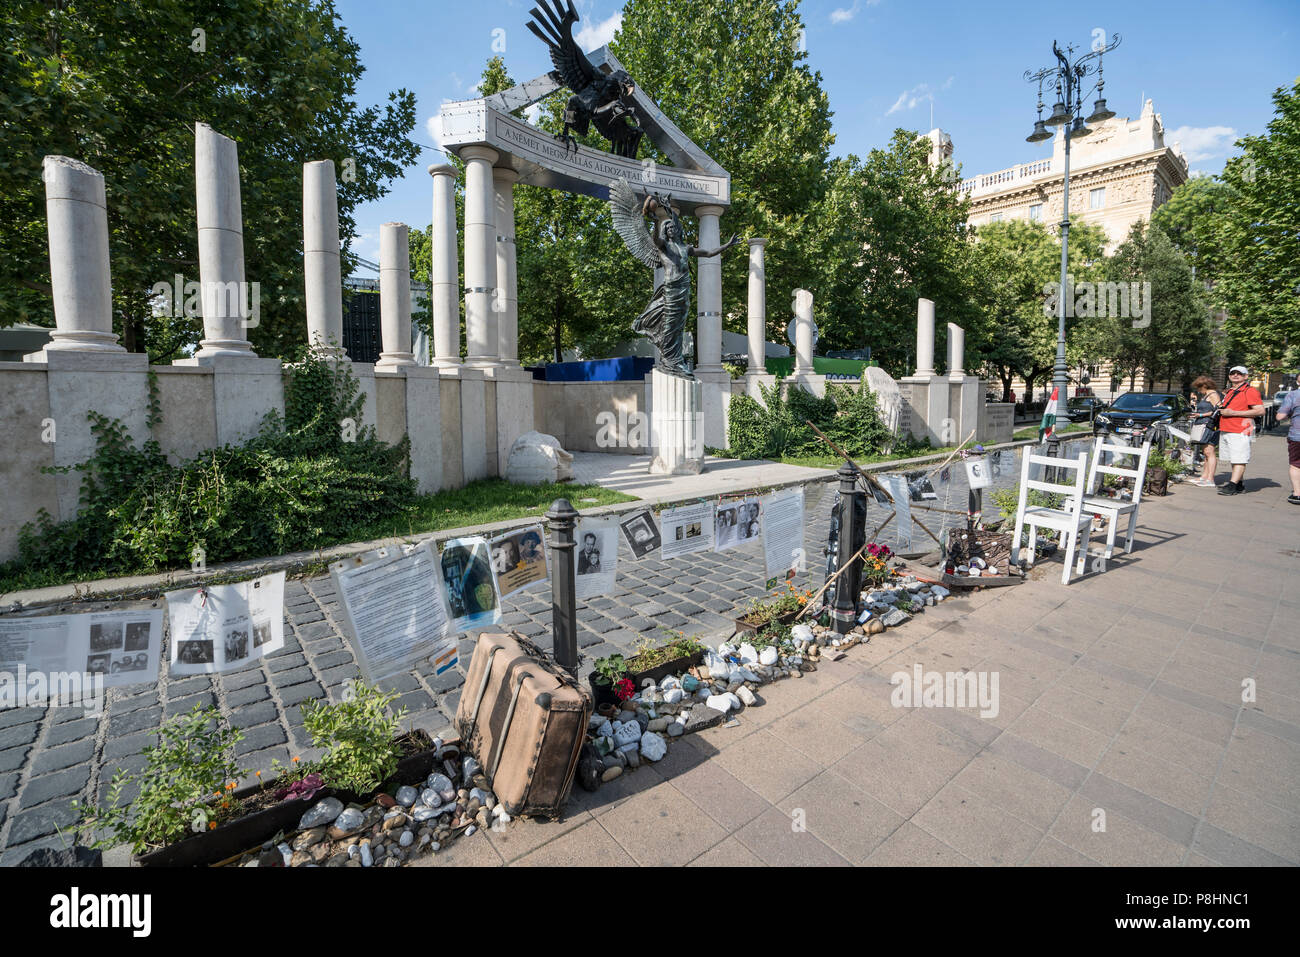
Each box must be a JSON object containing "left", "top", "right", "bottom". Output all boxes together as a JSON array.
[
  {"left": 545, "top": 498, "right": 579, "bottom": 674},
  {"left": 832, "top": 464, "right": 864, "bottom": 634}
]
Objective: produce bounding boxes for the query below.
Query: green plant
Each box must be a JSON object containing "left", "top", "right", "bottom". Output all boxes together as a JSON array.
[
  {"left": 300, "top": 681, "right": 408, "bottom": 794},
  {"left": 631, "top": 633, "right": 706, "bottom": 670},
  {"left": 73, "top": 705, "right": 245, "bottom": 855},
  {"left": 990, "top": 487, "right": 1064, "bottom": 522},
  {"left": 727, "top": 373, "right": 894, "bottom": 461},
  {"left": 1147, "top": 451, "right": 1187, "bottom": 476},
  {"left": 593, "top": 653, "right": 629, "bottom": 686},
  {"left": 740, "top": 580, "right": 815, "bottom": 624}
]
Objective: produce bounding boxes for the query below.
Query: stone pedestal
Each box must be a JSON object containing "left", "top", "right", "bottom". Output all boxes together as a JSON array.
[
  {"left": 900, "top": 374, "right": 950, "bottom": 447},
  {"left": 428, "top": 164, "right": 461, "bottom": 367},
  {"left": 649, "top": 370, "right": 704, "bottom": 475},
  {"left": 194, "top": 123, "right": 256, "bottom": 359}
]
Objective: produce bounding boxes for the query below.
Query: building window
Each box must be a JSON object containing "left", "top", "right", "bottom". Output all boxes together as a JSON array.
[
  {"left": 989, "top": 212, "right": 1003, "bottom": 223},
  {"left": 1089, "top": 187, "right": 1105, "bottom": 209},
  {"left": 1029, "top": 204, "right": 1042, "bottom": 222}
]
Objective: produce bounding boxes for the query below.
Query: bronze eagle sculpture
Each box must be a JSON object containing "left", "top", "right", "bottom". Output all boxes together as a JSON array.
[{"left": 526, "top": 0, "right": 645, "bottom": 158}]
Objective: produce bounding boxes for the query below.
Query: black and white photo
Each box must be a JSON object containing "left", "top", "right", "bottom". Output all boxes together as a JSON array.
[{"left": 619, "top": 510, "right": 662, "bottom": 559}]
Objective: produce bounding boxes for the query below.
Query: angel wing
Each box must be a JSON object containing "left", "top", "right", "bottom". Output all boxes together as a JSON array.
[
  {"left": 609, "top": 178, "right": 660, "bottom": 270},
  {"left": 527, "top": 0, "right": 598, "bottom": 94}
]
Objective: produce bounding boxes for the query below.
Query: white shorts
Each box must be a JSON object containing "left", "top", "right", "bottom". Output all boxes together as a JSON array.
[{"left": 1219, "top": 432, "right": 1252, "bottom": 465}]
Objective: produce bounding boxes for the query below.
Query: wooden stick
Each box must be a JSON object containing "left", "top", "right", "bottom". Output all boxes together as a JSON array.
[
  {"left": 794, "top": 538, "right": 872, "bottom": 622},
  {"left": 805, "top": 420, "right": 893, "bottom": 501},
  {"left": 910, "top": 513, "right": 945, "bottom": 548}
]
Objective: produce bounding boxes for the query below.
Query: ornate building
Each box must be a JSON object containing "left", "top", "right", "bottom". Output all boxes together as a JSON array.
[{"left": 947, "top": 99, "right": 1189, "bottom": 252}]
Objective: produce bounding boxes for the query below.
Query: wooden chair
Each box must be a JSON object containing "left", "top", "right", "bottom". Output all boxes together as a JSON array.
[
  {"left": 1010, "top": 449, "right": 1093, "bottom": 585},
  {"left": 1081, "top": 435, "right": 1152, "bottom": 572}
]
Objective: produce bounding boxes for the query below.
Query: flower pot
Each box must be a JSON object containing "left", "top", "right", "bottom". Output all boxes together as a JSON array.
[
  {"left": 587, "top": 673, "right": 622, "bottom": 708},
  {"left": 733, "top": 608, "right": 801, "bottom": 635},
  {"left": 135, "top": 731, "right": 441, "bottom": 867},
  {"left": 625, "top": 649, "right": 706, "bottom": 688}
]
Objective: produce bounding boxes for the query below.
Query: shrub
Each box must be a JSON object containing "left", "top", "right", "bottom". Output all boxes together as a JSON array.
[
  {"left": 726, "top": 372, "right": 892, "bottom": 460},
  {"left": 300, "top": 681, "right": 407, "bottom": 794}
]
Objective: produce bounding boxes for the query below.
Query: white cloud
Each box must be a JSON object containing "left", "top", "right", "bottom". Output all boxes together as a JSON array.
[
  {"left": 1165, "top": 125, "right": 1237, "bottom": 162},
  {"left": 525, "top": 103, "right": 543, "bottom": 125},
  {"left": 887, "top": 82, "right": 933, "bottom": 115},
  {"left": 830, "top": 0, "right": 880, "bottom": 23},
  {"left": 575, "top": 12, "right": 622, "bottom": 51}
]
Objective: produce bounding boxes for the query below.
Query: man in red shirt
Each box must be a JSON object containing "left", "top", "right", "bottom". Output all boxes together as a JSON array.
[{"left": 1217, "top": 365, "right": 1265, "bottom": 495}]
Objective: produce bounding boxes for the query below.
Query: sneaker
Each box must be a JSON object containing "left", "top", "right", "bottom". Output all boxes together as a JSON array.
[
  {"left": 1288, "top": 494, "right": 1300, "bottom": 506},
  {"left": 1218, "top": 482, "right": 1243, "bottom": 496},
  {"left": 1193, "top": 477, "right": 1216, "bottom": 487}
]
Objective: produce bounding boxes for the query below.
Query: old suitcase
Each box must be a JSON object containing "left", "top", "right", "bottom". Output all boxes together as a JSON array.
[{"left": 455, "top": 632, "right": 592, "bottom": 818}]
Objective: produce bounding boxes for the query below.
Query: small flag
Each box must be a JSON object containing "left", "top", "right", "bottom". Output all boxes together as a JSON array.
[{"left": 1039, "top": 387, "right": 1059, "bottom": 443}]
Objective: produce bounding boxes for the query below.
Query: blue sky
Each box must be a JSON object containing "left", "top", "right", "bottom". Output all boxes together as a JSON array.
[{"left": 333, "top": 0, "right": 1298, "bottom": 265}]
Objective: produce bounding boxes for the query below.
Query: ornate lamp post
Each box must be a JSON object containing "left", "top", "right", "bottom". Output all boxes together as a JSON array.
[{"left": 1025, "top": 35, "right": 1119, "bottom": 452}]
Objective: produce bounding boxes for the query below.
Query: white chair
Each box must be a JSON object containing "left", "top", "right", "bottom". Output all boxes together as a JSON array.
[
  {"left": 1010, "top": 449, "right": 1093, "bottom": 585},
  {"left": 1080, "top": 435, "right": 1152, "bottom": 572}
]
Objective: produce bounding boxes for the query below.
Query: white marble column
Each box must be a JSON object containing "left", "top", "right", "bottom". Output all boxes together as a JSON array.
[
  {"left": 461, "top": 146, "right": 500, "bottom": 368},
  {"left": 695, "top": 204, "right": 724, "bottom": 372},
  {"left": 194, "top": 123, "right": 256, "bottom": 358},
  {"left": 493, "top": 167, "right": 519, "bottom": 367},
  {"left": 746, "top": 238, "right": 767, "bottom": 372},
  {"left": 39, "top": 156, "right": 124, "bottom": 353},
  {"left": 376, "top": 222, "right": 415, "bottom": 368},
  {"left": 793, "top": 289, "right": 815, "bottom": 374},
  {"left": 947, "top": 322, "right": 965, "bottom": 377},
  {"left": 428, "top": 164, "right": 460, "bottom": 367},
  {"left": 914, "top": 297, "right": 936, "bottom": 376},
  {"left": 303, "top": 159, "right": 345, "bottom": 357}
]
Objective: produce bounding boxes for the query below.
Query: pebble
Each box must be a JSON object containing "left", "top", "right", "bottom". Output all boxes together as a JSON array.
[
  {"left": 298, "top": 797, "right": 344, "bottom": 830},
  {"left": 867, "top": 619, "right": 885, "bottom": 635},
  {"left": 640, "top": 731, "right": 667, "bottom": 761},
  {"left": 293, "top": 826, "right": 327, "bottom": 851},
  {"left": 705, "top": 693, "right": 733, "bottom": 713},
  {"left": 360, "top": 841, "right": 373, "bottom": 868},
  {"left": 646, "top": 716, "right": 670, "bottom": 732},
  {"left": 735, "top": 685, "right": 757, "bottom": 706},
  {"left": 666, "top": 721, "right": 684, "bottom": 737},
  {"left": 601, "top": 765, "right": 623, "bottom": 782},
  {"left": 328, "top": 807, "right": 365, "bottom": 839},
  {"left": 395, "top": 785, "right": 418, "bottom": 807},
  {"left": 790, "top": 624, "right": 814, "bottom": 642},
  {"left": 412, "top": 806, "right": 440, "bottom": 822},
  {"left": 758, "top": 646, "right": 779, "bottom": 666},
  {"left": 427, "top": 774, "right": 456, "bottom": 803},
  {"left": 382, "top": 811, "right": 408, "bottom": 831},
  {"left": 663, "top": 688, "right": 684, "bottom": 704}
]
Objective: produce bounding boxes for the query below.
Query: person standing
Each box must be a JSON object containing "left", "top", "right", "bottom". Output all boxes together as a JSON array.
[
  {"left": 1189, "top": 375, "right": 1222, "bottom": 487},
  {"left": 1217, "top": 366, "right": 1265, "bottom": 495},
  {"left": 1276, "top": 383, "right": 1300, "bottom": 505}
]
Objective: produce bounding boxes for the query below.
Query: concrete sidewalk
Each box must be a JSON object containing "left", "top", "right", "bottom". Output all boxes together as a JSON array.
[{"left": 420, "top": 435, "right": 1298, "bottom": 866}]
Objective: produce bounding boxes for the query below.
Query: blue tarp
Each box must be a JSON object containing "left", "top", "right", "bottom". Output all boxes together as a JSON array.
[{"left": 528, "top": 356, "right": 656, "bottom": 382}]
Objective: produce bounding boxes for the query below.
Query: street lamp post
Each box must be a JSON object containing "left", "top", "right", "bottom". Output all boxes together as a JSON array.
[{"left": 1025, "top": 35, "right": 1120, "bottom": 454}]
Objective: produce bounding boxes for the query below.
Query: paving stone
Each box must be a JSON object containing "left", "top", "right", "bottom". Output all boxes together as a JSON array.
[
  {"left": 43, "top": 717, "right": 99, "bottom": 748},
  {"left": 49, "top": 707, "right": 92, "bottom": 724},
  {"left": 290, "top": 609, "right": 325, "bottom": 626},
  {"left": 233, "top": 723, "right": 288, "bottom": 755},
  {"left": 513, "top": 621, "right": 547, "bottom": 638},
  {"left": 268, "top": 654, "right": 309, "bottom": 675},
  {"left": 296, "top": 620, "right": 337, "bottom": 641},
  {"left": 167, "top": 676, "right": 213, "bottom": 697},
  {"left": 426, "top": 669, "right": 465, "bottom": 694},
  {"left": 303, "top": 635, "right": 343, "bottom": 652},
  {"left": 0, "top": 721, "right": 41, "bottom": 751},
  {"left": 278, "top": 682, "right": 325, "bottom": 708},
  {"left": 19, "top": 765, "right": 91, "bottom": 808},
  {"left": 165, "top": 691, "right": 217, "bottom": 717},
  {"left": 6, "top": 802, "right": 80, "bottom": 846},
  {"left": 228, "top": 700, "right": 279, "bottom": 729},
  {"left": 0, "top": 746, "right": 31, "bottom": 774},
  {"left": 226, "top": 681, "right": 273, "bottom": 708},
  {"left": 0, "top": 708, "right": 43, "bottom": 731},
  {"left": 577, "top": 628, "right": 605, "bottom": 648},
  {"left": 103, "top": 731, "right": 155, "bottom": 760},
  {"left": 440, "top": 689, "right": 462, "bottom": 720},
  {"left": 272, "top": 666, "right": 319, "bottom": 691},
  {"left": 377, "top": 673, "right": 420, "bottom": 695},
  {"left": 392, "top": 690, "right": 435, "bottom": 715},
  {"left": 107, "top": 706, "right": 163, "bottom": 738},
  {"left": 0, "top": 772, "right": 18, "bottom": 801},
  {"left": 31, "top": 737, "right": 96, "bottom": 775},
  {"left": 319, "top": 663, "right": 362, "bottom": 688},
  {"left": 221, "top": 667, "right": 268, "bottom": 691}
]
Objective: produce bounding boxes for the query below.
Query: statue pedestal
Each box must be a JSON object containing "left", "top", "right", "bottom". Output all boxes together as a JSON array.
[{"left": 649, "top": 369, "right": 704, "bottom": 475}]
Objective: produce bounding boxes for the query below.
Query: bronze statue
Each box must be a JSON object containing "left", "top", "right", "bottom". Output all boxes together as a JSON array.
[
  {"left": 527, "top": 0, "right": 645, "bottom": 158},
  {"left": 609, "top": 178, "right": 740, "bottom": 378}
]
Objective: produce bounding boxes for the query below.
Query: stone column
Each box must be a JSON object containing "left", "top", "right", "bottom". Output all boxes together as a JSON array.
[
  {"left": 194, "top": 123, "right": 256, "bottom": 358},
  {"left": 428, "top": 164, "right": 460, "bottom": 367},
  {"left": 303, "top": 159, "right": 345, "bottom": 357},
  {"left": 914, "top": 297, "right": 936, "bottom": 376},
  {"left": 695, "top": 204, "right": 725, "bottom": 372},
  {"left": 746, "top": 238, "right": 767, "bottom": 372},
  {"left": 39, "top": 156, "right": 124, "bottom": 353},
  {"left": 493, "top": 167, "right": 520, "bottom": 367},
  {"left": 947, "top": 322, "right": 965, "bottom": 377},
  {"left": 793, "top": 289, "right": 815, "bottom": 374},
  {"left": 376, "top": 222, "right": 416, "bottom": 368},
  {"left": 461, "top": 146, "right": 500, "bottom": 368}
]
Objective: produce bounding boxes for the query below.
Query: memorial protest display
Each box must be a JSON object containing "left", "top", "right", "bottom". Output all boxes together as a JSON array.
[
  {"left": 489, "top": 525, "right": 549, "bottom": 598},
  {"left": 619, "top": 509, "right": 662, "bottom": 559},
  {"left": 575, "top": 516, "right": 619, "bottom": 599},
  {"left": 715, "top": 497, "right": 760, "bottom": 552},
  {"left": 659, "top": 502, "right": 715, "bottom": 559},
  {"left": 438, "top": 537, "right": 502, "bottom": 633},
  {"left": 331, "top": 541, "right": 457, "bottom": 683},
  {"left": 0, "top": 608, "right": 164, "bottom": 703},
  {"left": 165, "top": 573, "right": 285, "bottom": 675},
  {"left": 761, "top": 487, "right": 805, "bottom": 580}
]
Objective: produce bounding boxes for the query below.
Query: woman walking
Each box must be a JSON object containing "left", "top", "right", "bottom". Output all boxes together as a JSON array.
[{"left": 1189, "top": 375, "right": 1221, "bottom": 487}]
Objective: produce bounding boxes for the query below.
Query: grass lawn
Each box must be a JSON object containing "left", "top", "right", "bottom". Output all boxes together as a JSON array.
[
  {"left": 714, "top": 446, "right": 959, "bottom": 471},
  {"left": 1011, "top": 422, "right": 1091, "bottom": 441},
  {"left": 0, "top": 478, "right": 638, "bottom": 595}
]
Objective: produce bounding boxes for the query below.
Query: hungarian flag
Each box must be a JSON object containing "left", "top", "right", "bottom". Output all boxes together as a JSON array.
[{"left": 1039, "top": 386, "right": 1059, "bottom": 442}]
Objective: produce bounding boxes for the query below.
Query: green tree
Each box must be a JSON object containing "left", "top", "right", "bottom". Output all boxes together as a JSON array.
[
  {"left": 0, "top": 0, "right": 419, "bottom": 359},
  {"left": 1150, "top": 175, "right": 1237, "bottom": 286},
  {"left": 1214, "top": 79, "right": 1300, "bottom": 368}
]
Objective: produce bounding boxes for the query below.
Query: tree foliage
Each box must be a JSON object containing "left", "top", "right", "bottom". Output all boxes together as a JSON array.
[{"left": 0, "top": 0, "right": 419, "bottom": 359}]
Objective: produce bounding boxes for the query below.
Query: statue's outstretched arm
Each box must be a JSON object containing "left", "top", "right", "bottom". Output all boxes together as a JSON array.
[{"left": 690, "top": 233, "right": 742, "bottom": 258}]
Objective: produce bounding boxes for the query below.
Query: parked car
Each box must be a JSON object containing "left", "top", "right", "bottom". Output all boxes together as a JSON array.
[
  {"left": 1092, "top": 392, "right": 1188, "bottom": 444},
  {"left": 1065, "top": 396, "right": 1107, "bottom": 422}
]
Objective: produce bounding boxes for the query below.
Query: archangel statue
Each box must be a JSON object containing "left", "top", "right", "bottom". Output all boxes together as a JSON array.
[{"left": 608, "top": 178, "right": 740, "bottom": 378}]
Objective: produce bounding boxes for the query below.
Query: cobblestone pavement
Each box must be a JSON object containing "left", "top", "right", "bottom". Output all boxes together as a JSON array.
[{"left": 0, "top": 437, "right": 1095, "bottom": 864}]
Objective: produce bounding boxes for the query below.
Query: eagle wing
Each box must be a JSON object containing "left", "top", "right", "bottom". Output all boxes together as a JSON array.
[
  {"left": 609, "top": 178, "right": 660, "bottom": 270},
  {"left": 526, "top": 0, "right": 598, "bottom": 93}
]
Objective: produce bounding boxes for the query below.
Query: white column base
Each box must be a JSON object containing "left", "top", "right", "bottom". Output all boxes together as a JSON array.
[
  {"left": 32, "top": 330, "right": 126, "bottom": 356},
  {"left": 649, "top": 369, "right": 705, "bottom": 475},
  {"left": 784, "top": 373, "right": 826, "bottom": 398},
  {"left": 376, "top": 352, "right": 417, "bottom": 369},
  {"left": 193, "top": 338, "right": 257, "bottom": 359}
]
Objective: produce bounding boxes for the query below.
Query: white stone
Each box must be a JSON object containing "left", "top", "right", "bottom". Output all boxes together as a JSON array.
[
  {"left": 735, "top": 685, "right": 757, "bottom": 707},
  {"left": 298, "top": 797, "right": 344, "bottom": 830},
  {"left": 399, "top": 830, "right": 414, "bottom": 848},
  {"left": 660, "top": 676, "right": 681, "bottom": 691},
  {"left": 864, "top": 366, "right": 902, "bottom": 438},
  {"left": 461, "top": 144, "right": 500, "bottom": 368},
  {"left": 738, "top": 643, "right": 759, "bottom": 665},
  {"left": 705, "top": 694, "right": 733, "bottom": 713},
  {"left": 193, "top": 124, "right": 255, "bottom": 359},
  {"left": 663, "top": 688, "right": 684, "bottom": 704},
  {"left": 648, "top": 368, "right": 704, "bottom": 474},
  {"left": 428, "top": 164, "right": 461, "bottom": 366},
  {"left": 505, "top": 431, "right": 574, "bottom": 485},
  {"left": 758, "top": 646, "right": 779, "bottom": 666},
  {"left": 791, "top": 624, "right": 814, "bottom": 643},
  {"left": 613, "top": 721, "right": 642, "bottom": 748},
  {"left": 640, "top": 731, "right": 667, "bottom": 762}
]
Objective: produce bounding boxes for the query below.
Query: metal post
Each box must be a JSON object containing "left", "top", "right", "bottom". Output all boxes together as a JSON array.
[
  {"left": 545, "top": 499, "right": 579, "bottom": 673},
  {"left": 832, "top": 464, "right": 863, "bottom": 634},
  {"left": 1049, "top": 49, "right": 1073, "bottom": 464}
]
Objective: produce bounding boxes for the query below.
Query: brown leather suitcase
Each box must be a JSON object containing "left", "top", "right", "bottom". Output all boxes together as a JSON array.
[{"left": 455, "top": 632, "right": 592, "bottom": 818}]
